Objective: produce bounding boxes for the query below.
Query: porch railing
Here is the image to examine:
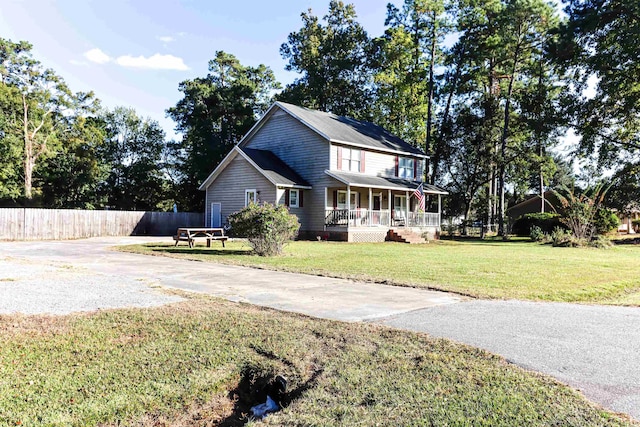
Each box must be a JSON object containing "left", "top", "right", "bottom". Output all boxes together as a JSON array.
[
  {"left": 407, "top": 212, "right": 441, "bottom": 227},
  {"left": 324, "top": 209, "right": 391, "bottom": 227},
  {"left": 324, "top": 209, "right": 439, "bottom": 228}
]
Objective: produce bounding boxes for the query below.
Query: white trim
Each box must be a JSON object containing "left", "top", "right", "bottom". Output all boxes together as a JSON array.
[
  {"left": 198, "top": 147, "right": 240, "bottom": 191},
  {"left": 245, "top": 189, "right": 257, "bottom": 207},
  {"left": 289, "top": 189, "right": 300, "bottom": 208},
  {"left": 199, "top": 146, "right": 312, "bottom": 191},
  {"left": 325, "top": 170, "right": 448, "bottom": 195},
  {"left": 331, "top": 139, "right": 428, "bottom": 158},
  {"left": 236, "top": 103, "right": 282, "bottom": 148}
]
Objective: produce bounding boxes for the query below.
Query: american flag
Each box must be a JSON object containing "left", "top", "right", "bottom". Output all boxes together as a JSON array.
[{"left": 413, "top": 183, "right": 425, "bottom": 211}]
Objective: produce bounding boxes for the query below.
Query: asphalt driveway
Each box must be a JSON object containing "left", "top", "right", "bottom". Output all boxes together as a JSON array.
[{"left": 0, "top": 236, "right": 638, "bottom": 420}]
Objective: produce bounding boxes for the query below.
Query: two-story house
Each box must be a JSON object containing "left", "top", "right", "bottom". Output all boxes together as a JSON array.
[{"left": 199, "top": 102, "right": 447, "bottom": 242}]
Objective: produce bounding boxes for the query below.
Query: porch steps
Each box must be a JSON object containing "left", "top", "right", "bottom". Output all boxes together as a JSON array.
[{"left": 387, "top": 228, "right": 426, "bottom": 244}]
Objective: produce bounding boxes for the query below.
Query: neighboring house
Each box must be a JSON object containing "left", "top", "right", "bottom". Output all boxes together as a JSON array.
[
  {"left": 199, "top": 102, "right": 448, "bottom": 242},
  {"left": 507, "top": 191, "right": 638, "bottom": 234},
  {"left": 506, "top": 191, "right": 560, "bottom": 222},
  {"left": 616, "top": 203, "right": 640, "bottom": 234}
]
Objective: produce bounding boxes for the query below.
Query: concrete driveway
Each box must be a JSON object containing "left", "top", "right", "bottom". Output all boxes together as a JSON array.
[
  {"left": 0, "top": 236, "right": 638, "bottom": 421},
  {"left": 0, "top": 236, "right": 461, "bottom": 321}
]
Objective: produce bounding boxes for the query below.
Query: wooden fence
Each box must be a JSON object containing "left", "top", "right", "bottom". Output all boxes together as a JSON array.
[{"left": 0, "top": 209, "right": 204, "bottom": 241}]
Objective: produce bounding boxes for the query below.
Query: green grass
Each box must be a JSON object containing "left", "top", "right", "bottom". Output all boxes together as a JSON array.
[
  {"left": 0, "top": 295, "right": 636, "bottom": 426},
  {"left": 119, "top": 238, "right": 640, "bottom": 305}
]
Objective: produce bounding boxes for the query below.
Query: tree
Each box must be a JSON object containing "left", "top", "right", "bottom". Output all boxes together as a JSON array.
[
  {"left": 554, "top": 183, "right": 609, "bottom": 240},
  {"left": 371, "top": 0, "right": 449, "bottom": 154},
  {"left": 560, "top": 1, "right": 640, "bottom": 164},
  {"left": 0, "top": 78, "right": 23, "bottom": 201},
  {"left": 279, "top": 1, "right": 373, "bottom": 118},
  {"left": 99, "top": 107, "right": 171, "bottom": 211},
  {"left": 39, "top": 104, "right": 108, "bottom": 209},
  {"left": 0, "top": 37, "right": 75, "bottom": 200},
  {"left": 605, "top": 162, "right": 640, "bottom": 223},
  {"left": 168, "top": 51, "right": 279, "bottom": 211}
]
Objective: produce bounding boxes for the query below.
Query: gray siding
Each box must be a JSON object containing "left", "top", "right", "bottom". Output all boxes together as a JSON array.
[
  {"left": 205, "top": 156, "right": 276, "bottom": 227},
  {"left": 330, "top": 143, "right": 426, "bottom": 180},
  {"left": 244, "top": 113, "right": 333, "bottom": 232}
]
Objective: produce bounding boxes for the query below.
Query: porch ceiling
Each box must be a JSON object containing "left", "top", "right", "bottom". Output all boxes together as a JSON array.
[{"left": 325, "top": 170, "right": 448, "bottom": 195}]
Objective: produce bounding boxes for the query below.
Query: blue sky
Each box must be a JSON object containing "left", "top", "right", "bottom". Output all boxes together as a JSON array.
[{"left": 0, "top": 0, "right": 389, "bottom": 138}]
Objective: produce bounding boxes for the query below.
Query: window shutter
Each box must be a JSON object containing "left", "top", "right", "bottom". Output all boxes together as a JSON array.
[
  {"left": 357, "top": 192, "right": 361, "bottom": 208},
  {"left": 285, "top": 189, "right": 290, "bottom": 206},
  {"left": 360, "top": 150, "right": 365, "bottom": 173},
  {"left": 413, "top": 158, "right": 418, "bottom": 180},
  {"left": 299, "top": 190, "right": 304, "bottom": 207},
  {"left": 395, "top": 156, "right": 399, "bottom": 177},
  {"left": 333, "top": 190, "right": 337, "bottom": 209},
  {"left": 337, "top": 146, "right": 342, "bottom": 170}
]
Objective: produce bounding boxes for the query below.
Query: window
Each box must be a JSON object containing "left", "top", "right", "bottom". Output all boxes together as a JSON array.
[
  {"left": 398, "top": 157, "right": 414, "bottom": 179},
  {"left": 245, "top": 189, "right": 256, "bottom": 206},
  {"left": 336, "top": 190, "right": 358, "bottom": 209},
  {"left": 341, "top": 148, "right": 362, "bottom": 172},
  {"left": 289, "top": 189, "right": 299, "bottom": 208}
]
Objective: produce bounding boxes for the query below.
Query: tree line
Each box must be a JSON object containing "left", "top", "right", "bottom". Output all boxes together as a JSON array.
[{"left": 1, "top": 0, "right": 638, "bottom": 226}]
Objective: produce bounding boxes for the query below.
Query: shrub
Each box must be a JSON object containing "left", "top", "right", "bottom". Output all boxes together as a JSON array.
[
  {"left": 594, "top": 208, "right": 620, "bottom": 234},
  {"left": 550, "top": 227, "right": 572, "bottom": 247},
  {"left": 529, "top": 225, "right": 545, "bottom": 242},
  {"left": 228, "top": 202, "right": 300, "bottom": 256},
  {"left": 633, "top": 219, "right": 640, "bottom": 232},
  {"left": 512, "top": 212, "right": 563, "bottom": 236},
  {"left": 589, "top": 235, "right": 613, "bottom": 249},
  {"left": 554, "top": 184, "right": 609, "bottom": 239}
]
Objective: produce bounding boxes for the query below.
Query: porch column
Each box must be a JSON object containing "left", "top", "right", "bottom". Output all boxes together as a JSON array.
[
  {"left": 368, "top": 187, "right": 372, "bottom": 227},
  {"left": 405, "top": 191, "right": 410, "bottom": 226},
  {"left": 347, "top": 185, "right": 351, "bottom": 227},
  {"left": 388, "top": 189, "right": 392, "bottom": 226},
  {"left": 438, "top": 194, "right": 442, "bottom": 227},
  {"left": 324, "top": 187, "right": 328, "bottom": 210}
]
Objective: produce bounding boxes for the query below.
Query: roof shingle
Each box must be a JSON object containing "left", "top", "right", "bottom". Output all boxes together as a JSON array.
[{"left": 276, "top": 102, "right": 426, "bottom": 156}]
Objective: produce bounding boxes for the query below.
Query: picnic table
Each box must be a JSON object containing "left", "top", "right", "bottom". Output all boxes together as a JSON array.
[{"left": 173, "top": 227, "right": 228, "bottom": 248}]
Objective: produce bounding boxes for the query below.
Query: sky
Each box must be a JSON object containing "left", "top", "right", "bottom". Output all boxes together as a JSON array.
[{"left": 0, "top": 0, "right": 390, "bottom": 139}]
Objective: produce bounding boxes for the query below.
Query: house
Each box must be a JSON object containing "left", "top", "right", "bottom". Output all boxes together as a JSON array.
[
  {"left": 198, "top": 102, "right": 448, "bottom": 242},
  {"left": 507, "top": 191, "right": 638, "bottom": 234},
  {"left": 506, "top": 191, "right": 560, "bottom": 222},
  {"left": 616, "top": 203, "right": 640, "bottom": 234}
]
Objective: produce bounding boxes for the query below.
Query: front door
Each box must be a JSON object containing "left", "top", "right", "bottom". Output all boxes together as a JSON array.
[
  {"left": 373, "top": 194, "right": 381, "bottom": 210},
  {"left": 211, "top": 202, "right": 221, "bottom": 227}
]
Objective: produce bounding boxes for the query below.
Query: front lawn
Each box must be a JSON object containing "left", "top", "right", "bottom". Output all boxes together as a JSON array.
[
  {"left": 119, "top": 239, "right": 640, "bottom": 305},
  {"left": 0, "top": 295, "right": 635, "bottom": 426}
]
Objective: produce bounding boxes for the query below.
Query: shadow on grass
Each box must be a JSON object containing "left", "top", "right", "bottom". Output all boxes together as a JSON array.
[
  {"left": 148, "top": 247, "right": 250, "bottom": 256},
  {"left": 441, "top": 236, "right": 532, "bottom": 245}
]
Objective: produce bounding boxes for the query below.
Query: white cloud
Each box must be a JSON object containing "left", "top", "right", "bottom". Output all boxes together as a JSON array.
[
  {"left": 115, "top": 54, "right": 189, "bottom": 71},
  {"left": 84, "top": 48, "right": 111, "bottom": 64},
  {"left": 69, "top": 59, "right": 89, "bottom": 67},
  {"left": 157, "top": 36, "right": 174, "bottom": 43}
]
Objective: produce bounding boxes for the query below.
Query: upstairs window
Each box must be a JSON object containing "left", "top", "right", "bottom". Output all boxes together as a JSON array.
[
  {"left": 340, "top": 147, "right": 362, "bottom": 172},
  {"left": 398, "top": 157, "right": 414, "bottom": 179}
]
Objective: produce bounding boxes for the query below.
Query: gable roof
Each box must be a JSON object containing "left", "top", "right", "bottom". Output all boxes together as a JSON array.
[
  {"left": 241, "top": 148, "right": 311, "bottom": 188},
  {"left": 198, "top": 146, "right": 311, "bottom": 191},
  {"left": 239, "top": 102, "right": 427, "bottom": 158}
]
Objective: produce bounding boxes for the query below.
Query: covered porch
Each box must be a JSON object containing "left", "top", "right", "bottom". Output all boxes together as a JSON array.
[{"left": 323, "top": 171, "right": 447, "bottom": 233}]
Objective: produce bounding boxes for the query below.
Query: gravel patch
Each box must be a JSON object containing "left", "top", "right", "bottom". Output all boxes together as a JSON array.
[{"left": 0, "top": 256, "right": 183, "bottom": 315}]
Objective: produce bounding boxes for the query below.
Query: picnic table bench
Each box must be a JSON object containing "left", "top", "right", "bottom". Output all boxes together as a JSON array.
[{"left": 173, "top": 227, "right": 228, "bottom": 248}]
